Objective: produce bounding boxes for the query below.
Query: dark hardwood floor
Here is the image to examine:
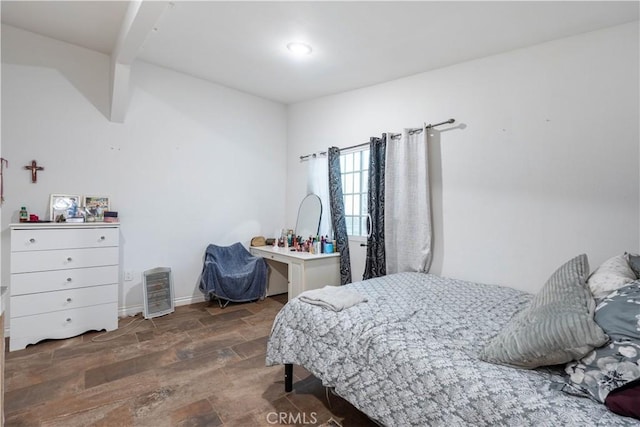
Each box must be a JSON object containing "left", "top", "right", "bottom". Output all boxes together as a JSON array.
[{"left": 3, "top": 295, "right": 376, "bottom": 426}]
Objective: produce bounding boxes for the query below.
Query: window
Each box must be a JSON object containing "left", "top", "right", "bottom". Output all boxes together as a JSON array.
[{"left": 340, "top": 148, "right": 369, "bottom": 237}]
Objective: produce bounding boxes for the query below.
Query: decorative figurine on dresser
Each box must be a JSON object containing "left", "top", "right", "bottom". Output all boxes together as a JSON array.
[{"left": 9, "top": 222, "right": 120, "bottom": 351}]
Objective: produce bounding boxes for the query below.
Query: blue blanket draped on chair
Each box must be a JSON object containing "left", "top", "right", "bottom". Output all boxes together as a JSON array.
[{"left": 199, "top": 242, "right": 268, "bottom": 304}]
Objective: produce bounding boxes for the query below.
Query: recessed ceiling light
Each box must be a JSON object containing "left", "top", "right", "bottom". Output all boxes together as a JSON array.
[{"left": 287, "top": 42, "right": 312, "bottom": 56}]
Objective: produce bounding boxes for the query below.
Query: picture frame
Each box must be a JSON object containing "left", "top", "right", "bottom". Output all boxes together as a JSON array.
[
  {"left": 49, "top": 194, "right": 81, "bottom": 221},
  {"left": 82, "top": 195, "right": 110, "bottom": 222}
]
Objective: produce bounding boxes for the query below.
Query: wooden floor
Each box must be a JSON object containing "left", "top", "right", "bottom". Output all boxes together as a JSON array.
[{"left": 4, "top": 295, "right": 376, "bottom": 426}]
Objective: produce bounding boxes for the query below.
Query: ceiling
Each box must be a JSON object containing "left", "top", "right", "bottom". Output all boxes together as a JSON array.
[{"left": 2, "top": 1, "right": 638, "bottom": 104}]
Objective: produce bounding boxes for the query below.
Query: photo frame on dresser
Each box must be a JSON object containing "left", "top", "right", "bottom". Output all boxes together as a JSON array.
[
  {"left": 83, "top": 195, "right": 110, "bottom": 222},
  {"left": 49, "top": 194, "right": 80, "bottom": 221}
]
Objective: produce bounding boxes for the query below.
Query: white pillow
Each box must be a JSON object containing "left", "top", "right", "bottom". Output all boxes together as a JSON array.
[{"left": 586, "top": 254, "right": 636, "bottom": 300}]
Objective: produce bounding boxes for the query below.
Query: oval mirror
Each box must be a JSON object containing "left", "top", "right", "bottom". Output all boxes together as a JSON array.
[{"left": 295, "top": 194, "right": 322, "bottom": 239}]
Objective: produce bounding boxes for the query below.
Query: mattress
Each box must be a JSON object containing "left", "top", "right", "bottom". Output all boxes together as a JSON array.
[{"left": 266, "top": 272, "right": 640, "bottom": 426}]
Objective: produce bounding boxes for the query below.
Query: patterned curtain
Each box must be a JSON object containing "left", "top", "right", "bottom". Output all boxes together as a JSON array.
[
  {"left": 363, "top": 134, "right": 386, "bottom": 280},
  {"left": 328, "top": 147, "right": 352, "bottom": 285}
]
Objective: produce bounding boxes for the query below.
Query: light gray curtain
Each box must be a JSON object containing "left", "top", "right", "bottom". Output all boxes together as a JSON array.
[
  {"left": 385, "top": 127, "right": 432, "bottom": 274},
  {"left": 363, "top": 134, "right": 386, "bottom": 280},
  {"left": 328, "top": 146, "right": 352, "bottom": 285},
  {"left": 306, "top": 153, "right": 331, "bottom": 237}
]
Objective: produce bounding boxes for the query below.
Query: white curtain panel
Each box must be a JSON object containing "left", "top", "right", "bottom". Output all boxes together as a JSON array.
[
  {"left": 385, "top": 127, "right": 433, "bottom": 274},
  {"left": 307, "top": 154, "right": 332, "bottom": 237}
]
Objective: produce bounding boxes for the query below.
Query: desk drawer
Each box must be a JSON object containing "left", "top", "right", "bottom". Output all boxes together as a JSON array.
[
  {"left": 11, "top": 284, "right": 117, "bottom": 318},
  {"left": 11, "top": 265, "right": 119, "bottom": 296},
  {"left": 11, "top": 247, "right": 119, "bottom": 274},
  {"left": 252, "top": 250, "right": 293, "bottom": 265},
  {"left": 11, "top": 227, "right": 119, "bottom": 252}
]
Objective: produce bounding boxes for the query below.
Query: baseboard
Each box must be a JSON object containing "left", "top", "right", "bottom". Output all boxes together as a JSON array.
[
  {"left": 118, "top": 294, "right": 206, "bottom": 318},
  {"left": 4, "top": 295, "right": 209, "bottom": 337}
]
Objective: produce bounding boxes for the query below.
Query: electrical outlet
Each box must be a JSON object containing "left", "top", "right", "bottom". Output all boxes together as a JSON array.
[{"left": 124, "top": 271, "right": 134, "bottom": 281}]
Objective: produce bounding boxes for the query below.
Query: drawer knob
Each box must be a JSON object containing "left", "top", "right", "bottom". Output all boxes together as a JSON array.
[
  {"left": 29, "top": 238, "right": 36, "bottom": 243},
  {"left": 100, "top": 236, "right": 106, "bottom": 240},
  {"left": 67, "top": 257, "right": 73, "bottom": 262},
  {"left": 66, "top": 318, "right": 72, "bottom": 322},
  {"left": 66, "top": 277, "right": 72, "bottom": 282},
  {"left": 66, "top": 298, "right": 72, "bottom": 302}
]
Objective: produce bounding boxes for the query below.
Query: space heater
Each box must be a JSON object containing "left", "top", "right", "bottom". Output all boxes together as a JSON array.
[{"left": 142, "top": 267, "right": 175, "bottom": 319}]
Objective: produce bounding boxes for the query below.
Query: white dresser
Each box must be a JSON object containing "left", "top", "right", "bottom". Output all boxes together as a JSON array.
[
  {"left": 250, "top": 245, "right": 340, "bottom": 299},
  {"left": 9, "top": 223, "right": 120, "bottom": 351}
]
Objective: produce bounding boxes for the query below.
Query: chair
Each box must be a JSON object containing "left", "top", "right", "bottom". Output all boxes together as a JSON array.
[{"left": 199, "top": 242, "right": 268, "bottom": 308}]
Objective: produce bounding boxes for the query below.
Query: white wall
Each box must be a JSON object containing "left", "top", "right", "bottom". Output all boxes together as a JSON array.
[
  {"left": 1, "top": 25, "right": 288, "bottom": 315},
  {"left": 286, "top": 22, "right": 640, "bottom": 292},
  {"left": 2, "top": 20, "right": 638, "bottom": 308}
]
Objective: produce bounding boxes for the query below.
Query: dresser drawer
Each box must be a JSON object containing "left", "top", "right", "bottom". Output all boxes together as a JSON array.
[
  {"left": 11, "top": 284, "right": 117, "bottom": 318},
  {"left": 11, "top": 265, "right": 118, "bottom": 296},
  {"left": 11, "top": 227, "right": 119, "bottom": 252},
  {"left": 9, "top": 303, "right": 118, "bottom": 351},
  {"left": 11, "top": 247, "right": 118, "bottom": 274}
]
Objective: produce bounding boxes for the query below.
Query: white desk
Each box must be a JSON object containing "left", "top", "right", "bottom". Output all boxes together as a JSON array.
[{"left": 250, "top": 246, "right": 340, "bottom": 300}]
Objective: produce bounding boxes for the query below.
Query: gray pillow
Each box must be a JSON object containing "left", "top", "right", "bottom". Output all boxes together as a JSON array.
[
  {"left": 627, "top": 253, "right": 640, "bottom": 279},
  {"left": 479, "top": 254, "right": 608, "bottom": 369},
  {"left": 564, "top": 282, "right": 640, "bottom": 402},
  {"left": 587, "top": 254, "right": 636, "bottom": 300}
]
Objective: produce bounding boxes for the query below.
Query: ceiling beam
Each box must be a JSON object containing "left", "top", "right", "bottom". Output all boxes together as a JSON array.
[{"left": 109, "top": 0, "right": 169, "bottom": 123}]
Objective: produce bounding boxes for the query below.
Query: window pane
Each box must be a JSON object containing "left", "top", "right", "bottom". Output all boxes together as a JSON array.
[
  {"left": 340, "top": 148, "right": 372, "bottom": 237},
  {"left": 344, "top": 173, "right": 353, "bottom": 195},
  {"left": 353, "top": 195, "right": 360, "bottom": 220},
  {"left": 344, "top": 195, "right": 353, "bottom": 216},
  {"left": 353, "top": 172, "right": 360, "bottom": 194},
  {"left": 344, "top": 153, "right": 354, "bottom": 173},
  {"left": 363, "top": 173, "right": 369, "bottom": 194},
  {"left": 361, "top": 194, "right": 368, "bottom": 215}
]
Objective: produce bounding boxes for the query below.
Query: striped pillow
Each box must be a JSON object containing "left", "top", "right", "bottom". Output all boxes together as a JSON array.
[{"left": 479, "top": 254, "right": 608, "bottom": 369}]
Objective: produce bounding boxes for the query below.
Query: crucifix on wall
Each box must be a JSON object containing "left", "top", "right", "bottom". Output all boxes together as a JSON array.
[{"left": 24, "top": 160, "right": 44, "bottom": 183}]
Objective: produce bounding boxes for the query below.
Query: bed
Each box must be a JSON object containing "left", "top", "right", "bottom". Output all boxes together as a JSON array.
[{"left": 266, "top": 271, "right": 640, "bottom": 426}]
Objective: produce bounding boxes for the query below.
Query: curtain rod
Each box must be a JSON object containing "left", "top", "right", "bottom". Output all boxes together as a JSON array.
[
  {"left": 299, "top": 118, "right": 455, "bottom": 160},
  {"left": 299, "top": 151, "right": 327, "bottom": 160},
  {"left": 426, "top": 118, "right": 455, "bottom": 129}
]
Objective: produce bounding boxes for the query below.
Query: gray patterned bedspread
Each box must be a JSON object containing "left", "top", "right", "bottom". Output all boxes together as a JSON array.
[{"left": 266, "top": 272, "right": 640, "bottom": 426}]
